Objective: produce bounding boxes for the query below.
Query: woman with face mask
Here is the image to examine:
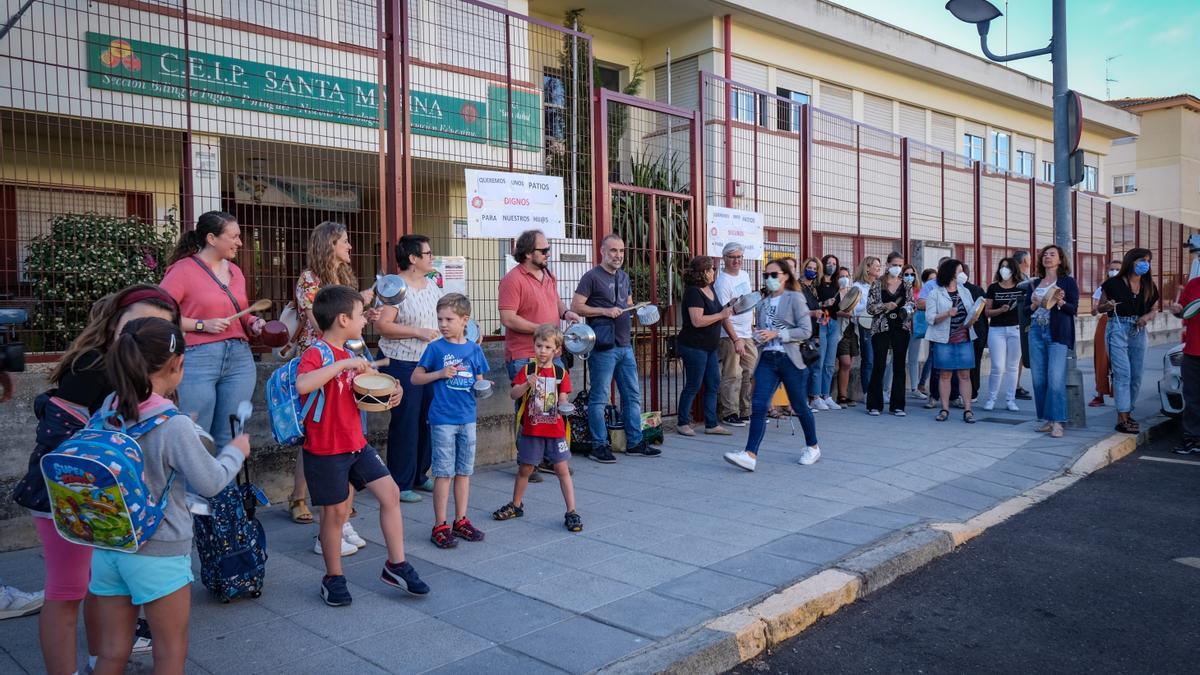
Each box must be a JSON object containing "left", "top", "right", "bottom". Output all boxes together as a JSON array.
[
  {"left": 1097, "top": 248, "right": 1159, "bottom": 434},
  {"left": 924, "top": 259, "right": 978, "bottom": 423},
  {"left": 982, "top": 257, "right": 1025, "bottom": 411},
  {"left": 1088, "top": 259, "right": 1123, "bottom": 407},
  {"left": 915, "top": 268, "right": 937, "bottom": 398},
  {"left": 851, "top": 257, "right": 882, "bottom": 399},
  {"left": 1024, "top": 245, "right": 1079, "bottom": 438},
  {"left": 865, "top": 257, "right": 914, "bottom": 415},
  {"left": 799, "top": 257, "right": 824, "bottom": 409},
  {"left": 813, "top": 255, "right": 843, "bottom": 410},
  {"left": 834, "top": 268, "right": 859, "bottom": 406},
  {"left": 900, "top": 264, "right": 922, "bottom": 399}
]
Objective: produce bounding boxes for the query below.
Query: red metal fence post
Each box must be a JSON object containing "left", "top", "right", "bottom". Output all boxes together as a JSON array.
[
  {"left": 973, "top": 161, "right": 982, "bottom": 277},
  {"left": 802, "top": 103, "right": 812, "bottom": 258},
  {"left": 900, "top": 138, "right": 909, "bottom": 259},
  {"left": 723, "top": 16, "right": 733, "bottom": 209}
]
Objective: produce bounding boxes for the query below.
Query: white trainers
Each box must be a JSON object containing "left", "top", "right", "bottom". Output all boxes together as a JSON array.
[
  {"left": 799, "top": 446, "right": 822, "bottom": 465},
  {"left": 342, "top": 522, "right": 367, "bottom": 549},
  {"left": 723, "top": 450, "right": 757, "bottom": 472},
  {"left": 982, "top": 398, "right": 995, "bottom": 411},
  {"left": 314, "top": 536, "right": 358, "bottom": 557},
  {"left": 811, "top": 397, "right": 828, "bottom": 411},
  {"left": 823, "top": 396, "right": 841, "bottom": 410},
  {"left": 1006, "top": 400, "right": 1020, "bottom": 412},
  {"left": 0, "top": 585, "right": 44, "bottom": 620}
]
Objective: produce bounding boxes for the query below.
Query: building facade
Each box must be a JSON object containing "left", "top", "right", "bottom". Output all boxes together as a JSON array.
[{"left": 1107, "top": 95, "right": 1200, "bottom": 231}]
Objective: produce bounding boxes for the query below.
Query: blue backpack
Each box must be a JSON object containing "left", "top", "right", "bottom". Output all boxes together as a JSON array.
[
  {"left": 41, "top": 407, "right": 181, "bottom": 553},
  {"left": 265, "top": 341, "right": 334, "bottom": 445}
]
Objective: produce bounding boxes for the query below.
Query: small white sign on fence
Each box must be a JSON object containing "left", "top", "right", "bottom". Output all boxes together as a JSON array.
[
  {"left": 465, "top": 169, "right": 565, "bottom": 239},
  {"left": 706, "top": 206, "right": 764, "bottom": 259}
]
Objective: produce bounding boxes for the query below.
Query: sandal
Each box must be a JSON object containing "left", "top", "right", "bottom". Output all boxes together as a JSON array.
[
  {"left": 1114, "top": 420, "right": 1139, "bottom": 434},
  {"left": 564, "top": 511, "right": 583, "bottom": 533},
  {"left": 935, "top": 409, "right": 949, "bottom": 422},
  {"left": 1050, "top": 423, "right": 1064, "bottom": 438},
  {"left": 963, "top": 410, "right": 976, "bottom": 424},
  {"left": 1036, "top": 421, "right": 1054, "bottom": 433},
  {"left": 289, "top": 499, "right": 313, "bottom": 524},
  {"left": 492, "top": 501, "right": 525, "bottom": 520}
]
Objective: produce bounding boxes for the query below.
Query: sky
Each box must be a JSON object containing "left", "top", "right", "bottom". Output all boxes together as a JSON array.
[{"left": 826, "top": 0, "right": 1200, "bottom": 101}]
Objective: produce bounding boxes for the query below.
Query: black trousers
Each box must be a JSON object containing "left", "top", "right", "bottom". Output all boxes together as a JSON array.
[
  {"left": 868, "top": 329, "right": 910, "bottom": 412},
  {"left": 1183, "top": 354, "right": 1200, "bottom": 442},
  {"left": 970, "top": 329, "right": 987, "bottom": 400}
]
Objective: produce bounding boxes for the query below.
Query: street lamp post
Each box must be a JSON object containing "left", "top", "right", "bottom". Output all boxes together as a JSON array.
[{"left": 946, "top": 0, "right": 1087, "bottom": 428}]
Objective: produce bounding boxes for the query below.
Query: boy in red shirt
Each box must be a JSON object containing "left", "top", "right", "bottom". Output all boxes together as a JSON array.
[
  {"left": 296, "top": 285, "right": 429, "bottom": 606},
  {"left": 492, "top": 324, "right": 581, "bottom": 532}
]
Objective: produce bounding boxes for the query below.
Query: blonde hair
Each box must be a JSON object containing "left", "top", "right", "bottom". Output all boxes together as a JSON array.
[
  {"left": 853, "top": 256, "right": 880, "bottom": 284},
  {"left": 436, "top": 292, "right": 472, "bottom": 317},
  {"left": 533, "top": 323, "right": 564, "bottom": 348},
  {"left": 307, "top": 221, "right": 357, "bottom": 288}
]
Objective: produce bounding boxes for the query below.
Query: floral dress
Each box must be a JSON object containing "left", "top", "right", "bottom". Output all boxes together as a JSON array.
[{"left": 294, "top": 270, "right": 323, "bottom": 351}]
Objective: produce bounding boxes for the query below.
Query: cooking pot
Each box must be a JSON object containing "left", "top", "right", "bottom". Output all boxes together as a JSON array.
[
  {"left": 375, "top": 274, "right": 407, "bottom": 306},
  {"left": 635, "top": 304, "right": 661, "bottom": 326},
  {"left": 563, "top": 323, "right": 596, "bottom": 359},
  {"left": 729, "top": 292, "right": 761, "bottom": 315}
]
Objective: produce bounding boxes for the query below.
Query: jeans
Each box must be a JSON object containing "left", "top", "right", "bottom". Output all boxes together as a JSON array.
[
  {"left": 986, "top": 325, "right": 1021, "bottom": 404},
  {"left": 746, "top": 351, "right": 818, "bottom": 453},
  {"left": 1028, "top": 322, "right": 1068, "bottom": 422},
  {"left": 1105, "top": 317, "right": 1148, "bottom": 414},
  {"left": 816, "top": 320, "right": 841, "bottom": 398},
  {"left": 177, "top": 339, "right": 256, "bottom": 449},
  {"left": 430, "top": 423, "right": 477, "bottom": 477},
  {"left": 587, "top": 346, "right": 643, "bottom": 448},
  {"left": 858, "top": 323, "right": 874, "bottom": 392},
  {"left": 868, "top": 329, "right": 909, "bottom": 412},
  {"left": 718, "top": 337, "right": 758, "bottom": 418},
  {"left": 379, "top": 358, "right": 432, "bottom": 491},
  {"left": 677, "top": 343, "right": 720, "bottom": 428}
]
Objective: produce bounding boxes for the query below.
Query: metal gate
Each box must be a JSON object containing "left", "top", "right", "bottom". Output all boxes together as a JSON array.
[{"left": 595, "top": 89, "right": 700, "bottom": 416}]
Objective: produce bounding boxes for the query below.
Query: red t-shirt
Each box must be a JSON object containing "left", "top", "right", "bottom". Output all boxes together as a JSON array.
[
  {"left": 1180, "top": 276, "right": 1200, "bottom": 357},
  {"left": 513, "top": 364, "right": 571, "bottom": 438},
  {"left": 498, "top": 266, "right": 561, "bottom": 361},
  {"left": 298, "top": 342, "right": 366, "bottom": 455}
]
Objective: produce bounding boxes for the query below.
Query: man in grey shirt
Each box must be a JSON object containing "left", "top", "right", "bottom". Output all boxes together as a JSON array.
[{"left": 572, "top": 234, "right": 661, "bottom": 463}]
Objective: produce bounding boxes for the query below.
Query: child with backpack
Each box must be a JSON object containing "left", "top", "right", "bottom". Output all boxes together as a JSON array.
[
  {"left": 76, "top": 317, "right": 249, "bottom": 674},
  {"left": 493, "top": 324, "right": 582, "bottom": 532},
  {"left": 411, "top": 293, "right": 489, "bottom": 549},
  {"left": 294, "top": 285, "right": 429, "bottom": 606}
]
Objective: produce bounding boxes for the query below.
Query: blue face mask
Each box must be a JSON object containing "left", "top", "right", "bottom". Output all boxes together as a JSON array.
[
  {"left": 903, "top": 274, "right": 915, "bottom": 284},
  {"left": 1134, "top": 260, "right": 1151, "bottom": 276},
  {"left": 804, "top": 269, "right": 818, "bottom": 280}
]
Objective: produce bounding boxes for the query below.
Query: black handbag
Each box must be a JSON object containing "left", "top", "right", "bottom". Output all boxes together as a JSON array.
[{"left": 799, "top": 338, "right": 821, "bottom": 366}]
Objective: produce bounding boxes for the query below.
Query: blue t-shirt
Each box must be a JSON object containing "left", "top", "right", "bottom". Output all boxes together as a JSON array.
[{"left": 418, "top": 338, "right": 490, "bottom": 425}]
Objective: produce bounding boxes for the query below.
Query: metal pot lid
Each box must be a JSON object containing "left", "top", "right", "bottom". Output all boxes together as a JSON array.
[
  {"left": 563, "top": 323, "right": 596, "bottom": 355},
  {"left": 375, "top": 274, "right": 407, "bottom": 305},
  {"left": 466, "top": 319, "right": 482, "bottom": 344},
  {"left": 730, "top": 292, "right": 761, "bottom": 315}
]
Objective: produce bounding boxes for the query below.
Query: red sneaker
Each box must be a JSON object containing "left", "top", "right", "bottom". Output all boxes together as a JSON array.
[
  {"left": 452, "top": 517, "right": 485, "bottom": 542},
  {"left": 430, "top": 523, "right": 457, "bottom": 549}
]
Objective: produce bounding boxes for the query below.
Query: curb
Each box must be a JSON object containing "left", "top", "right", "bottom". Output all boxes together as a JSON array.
[{"left": 597, "top": 414, "right": 1175, "bottom": 675}]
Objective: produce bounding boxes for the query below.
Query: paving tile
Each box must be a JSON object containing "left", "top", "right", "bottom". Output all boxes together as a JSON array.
[
  {"left": 837, "top": 506, "right": 925, "bottom": 530},
  {"left": 342, "top": 617, "right": 494, "bottom": 672},
  {"left": 426, "top": 646, "right": 568, "bottom": 675},
  {"left": 187, "top": 585, "right": 281, "bottom": 644},
  {"left": 1007, "top": 448, "right": 1073, "bottom": 470},
  {"left": 653, "top": 568, "right": 775, "bottom": 612},
  {"left": 707, "top": 548, "right": 819, "bottom": 586},
  {"left": 288, "top": 582, "right": 427, "bottom": 643},
  {"left": 946, "top": 475, "right": 1024, "bottom": 500},
  {"left": 515, "top": 568, "right": 641, "bottom": 613},
  {"left": 458, "top": 551, "right": 574, "bottom": 590},
  {"left": 652, "top": 534, "right": 746, "bottom": 566},
  {"left": 188, "top": 617, "right": 336, "bottom": 673},
  {"left": 885, "top": 494, "right": 978, "bottom": 521},
  {"left": 970, "top": 466, "right": 1045, "bottom": 491},
  {"left": 364, "top": 569, "right": 504, "bottom": 616},
  {"left": 524, "top": 534, "right": 632, "bottom": 569},
  {"left": 990, "top": 459, "right": 1057, "bottom": 481},
  {"left": 922, "top": 483, "right": 1002, "bottom": 510},
  {"left": 438, "top": 591, "right": 572, "bottom": 642},
  {"left": 275, "top": 647, "right": 390, "bottom": 675},
  {"left": 581, "top": 523, "right": 668, "bottom": 551},
  {"left": 587, "top": 550, "right": 701, "bottom": 588},
  {"left": 799, "top": 518, "right": 893, "bottom": 546},
  {"left": 895, "top": 460, "right": 969, "bottom": 483},
  {"left": 506, "top": 616, "right": 650, "bottom": 673},
  {"left": 759, "top": 532, "right": 861, "bottom": 564},
  {"left": 841, "top": 476, "right": 919, "bottom": 502},
  {"left": 587, "top": 590, "right": 717, "bottom": 638}
]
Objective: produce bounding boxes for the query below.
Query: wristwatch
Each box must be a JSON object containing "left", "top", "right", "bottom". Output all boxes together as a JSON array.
[{"left": 195, "top": 320, "right": 205, "bottom": 333}]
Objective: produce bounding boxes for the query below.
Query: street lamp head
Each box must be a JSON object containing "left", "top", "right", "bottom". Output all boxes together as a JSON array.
[{"left": 945, "top": 0, "right": 1003, "bottom": 26}]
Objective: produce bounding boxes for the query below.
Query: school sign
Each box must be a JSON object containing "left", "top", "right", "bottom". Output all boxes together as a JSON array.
[{"left": 84, "top": 32, "right": 540, "bottom": 146}]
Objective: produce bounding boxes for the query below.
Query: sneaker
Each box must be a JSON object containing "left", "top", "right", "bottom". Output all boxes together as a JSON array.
[
  {"left": 415, "top": 478, "right": 435, "bottom": 492},
  {"left": 739, "top": 415, "right": 752, "bottom": 424},
  {"left": 799, "top": 446, "right": 822, "bottom": 465},
  {"left": 923, "top": 398, "right": 938, "bottom": 409},
  {"left": 812, "top": 397, "right": 829, "bottom": 411},
  {"left": 1171, "top": 440, "right": 1200, "bottom": 455},
  {"left": 399, "top": 490, "right": 423, "bottom": 503},
  {"left": 867, "top": 409, "right": 881, "bottom": 416},
  {"left": 892, "top": 409, "right": 906, "bottom": 417},
  {"left": 453, "top": 517, "right": 485, "bottom": 542},
  {"left": 625, "top": 441, "right": 662, "bottom": 457},
  {"left": 342, "top": 522, "right": 366, "bottom": 549},
  {"left": 0, "top": 585, "right": 43, "bottom": 620},
  {"left": 313, "top": 536, "right": 358, "bottom": 557},
  {"left": 722, "top": 414, "right": 747, "bottom": 427},
  {"left": 381, "top": 560, "right": 430, "bottom": 595},
  {"left": 704, "top": 426, "right": 732, "bottom": 436},
  {"left": 676, "top": 424, "right": 696, "bottom": 436},
  {"left": 589, "top": 446, "right": 618, "bottom": 463},
  {"left": 982, "top": 398, "right": 995, "bottom": 411},
  {"left": 723, "top": 450, "right": 756, "bottom": 472},
  {"left": 1006, "top": 400, "right": 1020, "bottom": 412},
  {"left": 538, "top": 459, "right": 568, "bottom": 475},
  {"left": 564, "top": 511, "right": 583, "bottom": 532},
  {"left": 823, "top": 396, "right": 841, "bottom": 410},
  {"left": 131, "top": 618, "right": 152, "bottom": 655},
  {"left": 431, "top": 523, "right": 458, "bottom": 549},
  {"left": 1015, "top": 387, "right": 1032, "bottom": 400},
  {"left": 952, "top": 396, "right": 965, "bottom": 409},
  {"left": 320, "top": 575, "right": 352, "bottom": 607}
]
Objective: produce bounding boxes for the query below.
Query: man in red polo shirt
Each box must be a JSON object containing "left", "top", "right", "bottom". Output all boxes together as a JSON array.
[{"left": 1168, "top": 253, "right": 1200, "bottom": 454}]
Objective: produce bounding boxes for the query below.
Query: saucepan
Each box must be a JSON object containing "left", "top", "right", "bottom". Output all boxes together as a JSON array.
[
  {"left": 563, "top": 323, "right": 596, "bottom": 360},
  {"left": 374, "top": 274, "right": 407, "bottom": 306},
  {"left": 729, "top": 292, "right": 761, "bottom": 315},
  {"left": 473, "top": 379, "right": 494, "bottom": 400},
  {"left": 635, "top": 304, "right": 661, "bottom": 326}
]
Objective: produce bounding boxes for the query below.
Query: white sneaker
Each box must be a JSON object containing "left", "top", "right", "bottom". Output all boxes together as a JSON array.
[
  {"left": 1006, "top": 400, "right": 1020, "bottom": 412},
  {"left": 983, "top": 398, "right": 995, "bottom": 411},
  {"left": 723, "top": 450, "right": 757, "bottom": 472},
  {"left": 799, "top": 446, "right": 822, "bottom": 465},
  {"left": 0, "top": 585, "right": 44, "bottom": 620},
  {"left": 812, "top": 397, "right": 828, "bottom": 411},
  {"left": 342, "top": 522, "right": 367, "bottom": 549},
  {"left": 314, "top": 536, "right": 358, "bottom": 557},
  {"left": 823, "top": 396, "right": 841, "bottom": 410}
]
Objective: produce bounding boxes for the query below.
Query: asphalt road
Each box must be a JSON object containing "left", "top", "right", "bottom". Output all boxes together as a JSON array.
[{"left": 728, "top": 425, "right": 1200, "bottom": 674}]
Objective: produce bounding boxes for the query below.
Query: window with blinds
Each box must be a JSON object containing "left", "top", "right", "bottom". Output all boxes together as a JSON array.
[
  {"left": 931, "top": 112, "right": 956, "bottom": 152},
  {"left": 655, "top": 56, "right": 699, "bottom": 111},
  {"left": 862, "top": 94, "right": 893, "bottom": 132},
  {"left": 819, "top": 84, "right": 853, "bottom": 119},
  {"left": 898, "top": 103, "right": 926, "bottom": 142},
  {"left": 225, "top": 1, "right": 318, "bottom": 36}
]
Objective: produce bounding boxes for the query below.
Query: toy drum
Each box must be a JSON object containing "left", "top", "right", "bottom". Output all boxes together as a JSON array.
[
  {"left": 1182, "top": 298, "right": 1200, "bottom": 320},
  {"left": 353, "top": 373, "right": 397, "bottom": 412}
]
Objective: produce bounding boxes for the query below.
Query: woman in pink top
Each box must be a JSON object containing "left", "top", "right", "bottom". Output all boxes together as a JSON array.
[{"left": 160, "top": 211, "right": 265, "bottom": 450}]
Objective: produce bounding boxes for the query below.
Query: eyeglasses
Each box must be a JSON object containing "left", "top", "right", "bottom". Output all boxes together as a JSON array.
[
  {"left": 534, "top": 247, "right": 551, "bottom": 255},
  {"left": 419, "top": 250, "right": 434, "bottom": 258},
  {"left": 763, "top": 272, "right": 782, "bottom": 279},
  {"left": 725, "top": 255, "right": 743, "bottom": 260}
]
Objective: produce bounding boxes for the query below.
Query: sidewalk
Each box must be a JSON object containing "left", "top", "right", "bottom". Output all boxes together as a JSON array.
[{"left": 0, "top": 345, "right": 1173, "bottom": 674}]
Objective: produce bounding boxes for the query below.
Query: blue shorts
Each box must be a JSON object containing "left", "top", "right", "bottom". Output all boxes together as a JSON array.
[
  {"left": 516, "top": 434, "right": 571, "bottom": 466},
  {"left": 89, "top": 549, "right": 193, "bottom": 605},
  {"left": 431, "top": 423, "right": 477, "bottom": 477},
  {"left": 303, "top": 445, "right": 390, "bottom": 506}
]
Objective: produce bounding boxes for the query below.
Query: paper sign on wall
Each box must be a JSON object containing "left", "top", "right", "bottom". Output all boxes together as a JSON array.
[
  {"left": 706, "top": 206, "right": 764, "bottom": 259},
  {"left": 465, "top": 169, "right": 565, "bottom": 239},
  {"left": 428, "top": 256, "right": 467, "bottom": 295}
]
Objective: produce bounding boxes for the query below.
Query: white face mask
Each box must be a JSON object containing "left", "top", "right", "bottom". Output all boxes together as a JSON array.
[
  {"left": 838, "top": 277, "right": 850, "bottom": 288},
  {"left": 999, "top": 267, "right": 1012, "bottom": 280},
  {"left": 888, "top": 265, "right": 902, "bottom": 277},
  {"left": 1107, "top": 269, "right": 1119, "bottom": 278},
  {"left": 764, "top": 276, "right": 782, "bottom": 292},
  {"left": 956, "top": 272, "right": 968, "bottom": 286}
]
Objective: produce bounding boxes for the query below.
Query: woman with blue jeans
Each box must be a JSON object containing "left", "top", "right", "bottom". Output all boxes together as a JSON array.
[
  {"left": 1025, "top": 244, "right": 1079, "bottom": 439},
  {"left": 723, "top": 259, "right": 820, "bottom": 472},
  {"left": 851, "top": 256, "right": 882, "bottom": 398},
  {"left": 1097, "top": 247, "right": 1158, "bottom": 434},
  {"left": 676, "top": 256, "right": 735, "bottom": 436}
]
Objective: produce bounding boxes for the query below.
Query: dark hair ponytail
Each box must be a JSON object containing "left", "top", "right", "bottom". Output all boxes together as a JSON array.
[
  {"left": 169, "top": 210, "right": 236, "bottom": 265},
  {"left": 106, "top": 317, "right": 185, "bottom": 421}
]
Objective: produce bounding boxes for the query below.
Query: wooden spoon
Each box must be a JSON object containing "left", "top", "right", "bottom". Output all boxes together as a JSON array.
[{"left": 224, "top": 298, "right": 272, "bottom": 322}]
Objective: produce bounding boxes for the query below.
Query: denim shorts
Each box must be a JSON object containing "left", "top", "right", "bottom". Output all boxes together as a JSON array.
[
  {"left": 302, "top": 445, "right": 390, "bottom": 506},
  {"left": 89, "top": 550, "right": 193, "bottom": 606},
  {"left": 516, "top": 434, "right": 571, "bottom": 466},
  {"left": 432, "top": 423, "right": 477, "bottom": 477}
]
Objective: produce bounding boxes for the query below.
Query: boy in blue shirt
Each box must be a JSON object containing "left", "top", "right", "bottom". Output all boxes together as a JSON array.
[{"left": 412, "top": 293, "right": 490, "bottom": 549}]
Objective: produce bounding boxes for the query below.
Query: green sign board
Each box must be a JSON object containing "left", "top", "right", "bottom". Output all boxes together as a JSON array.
[{"left": 84, "top": 32, "right": 540, "bottom": 145}]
